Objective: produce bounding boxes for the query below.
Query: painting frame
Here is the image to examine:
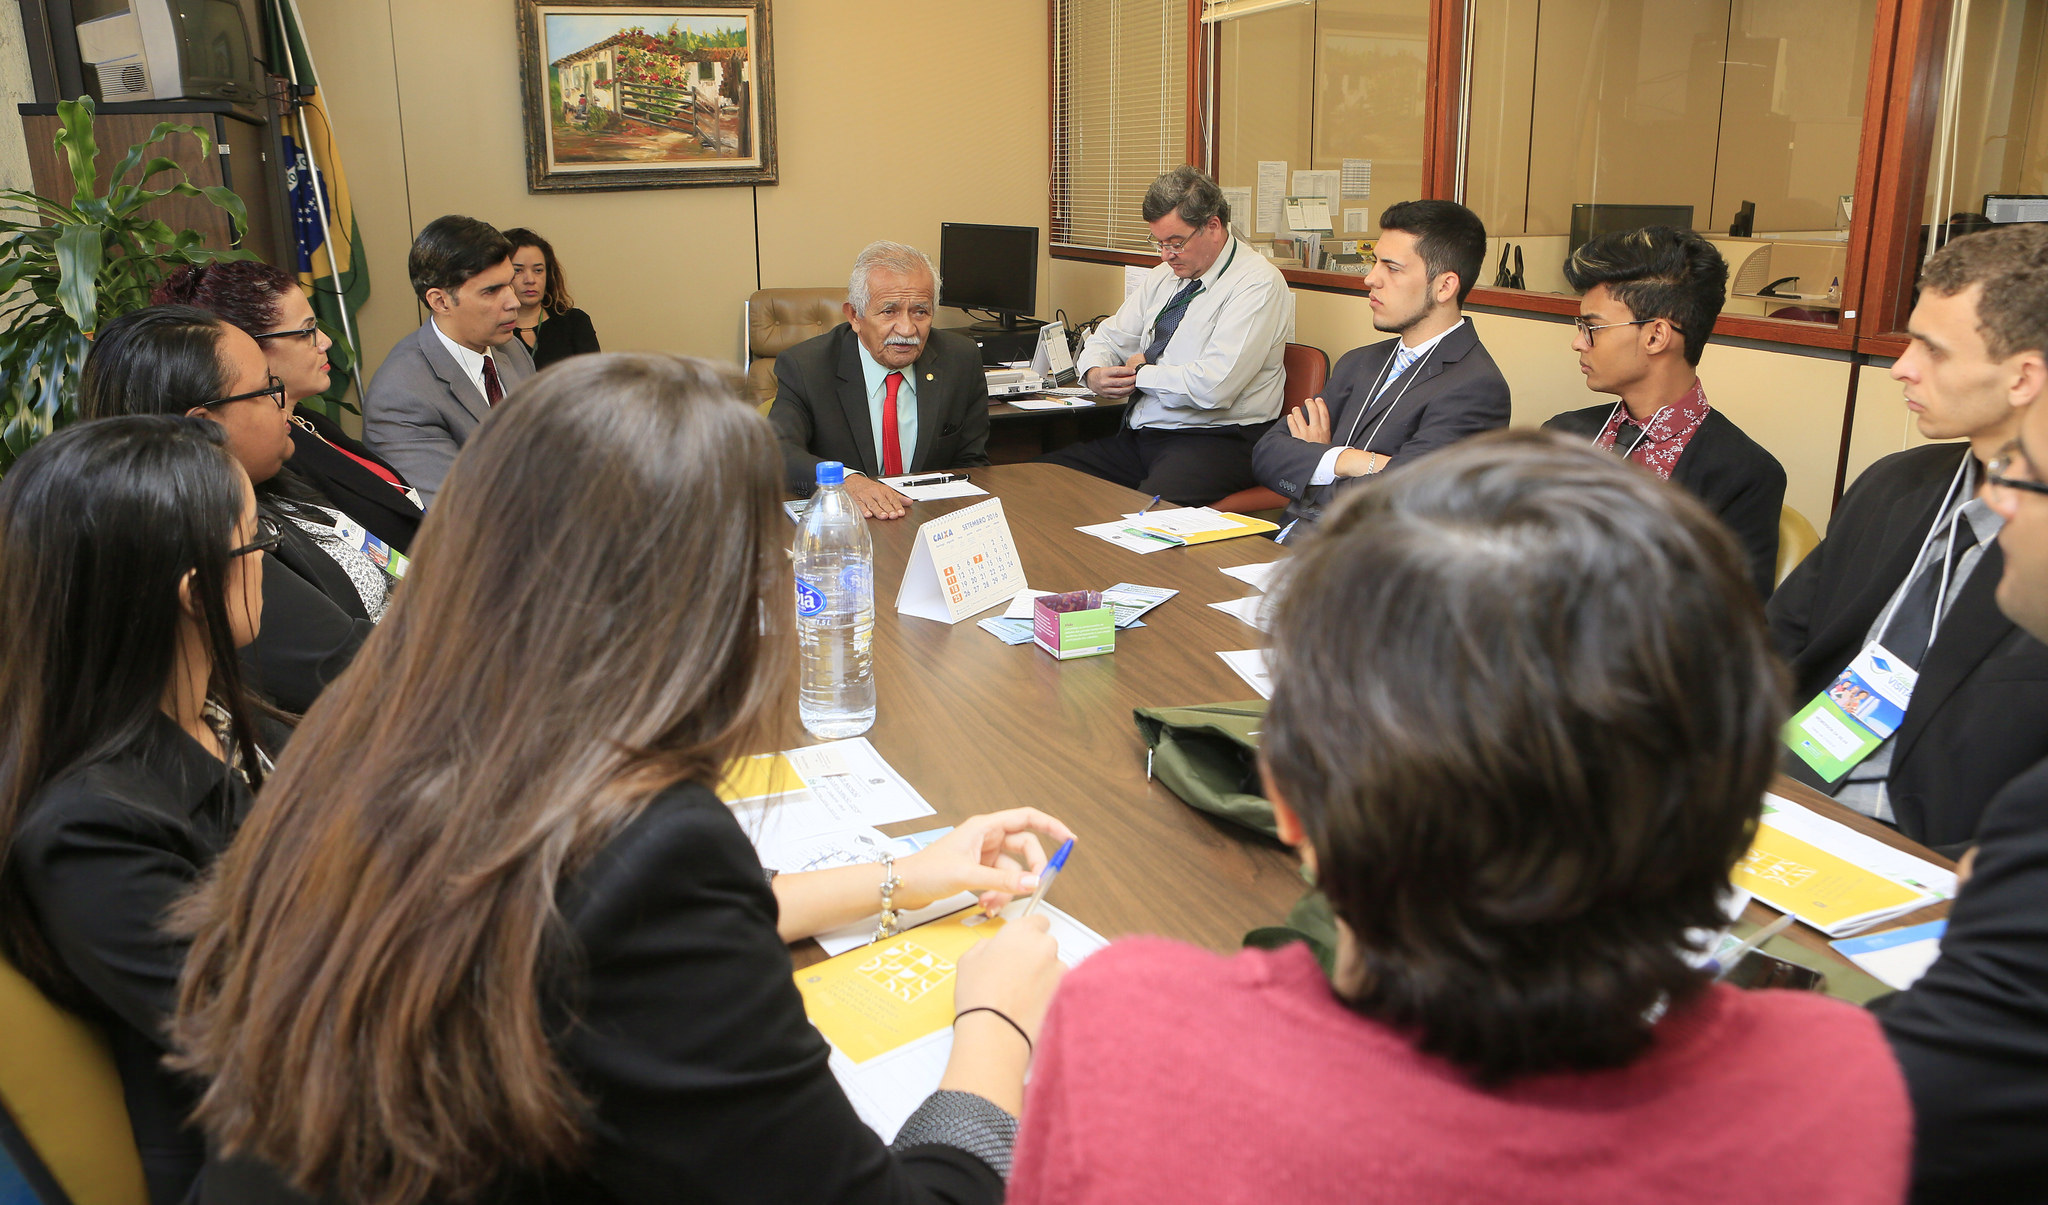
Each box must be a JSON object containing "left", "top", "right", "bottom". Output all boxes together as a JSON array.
[{"left": 517, "top": 0, "right": 777, "bottom": 192}]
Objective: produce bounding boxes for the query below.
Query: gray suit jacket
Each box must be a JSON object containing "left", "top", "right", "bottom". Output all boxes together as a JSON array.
[
  {"left": 363, "top": 319, "right": 537, "bottom": 504},
  {"left": 1253, "top": 321, "right": 1510, "bottom": 529},
  {"left": 768, "top": 324, "right": 991, "bottom": 493}
]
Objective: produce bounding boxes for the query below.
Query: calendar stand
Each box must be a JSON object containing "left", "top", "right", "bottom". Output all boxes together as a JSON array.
[{"left": 895, "top": 498, "right": 1029, "bottom": 623}]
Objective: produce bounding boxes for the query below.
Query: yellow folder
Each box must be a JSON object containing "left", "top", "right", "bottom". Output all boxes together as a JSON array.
[
  {"left": 1732, "top": 824, "right": 1929, "bottom": 930},
  {"left": 794, "top": 910, "right": 1006, "bottom": 1063},
  {"left": 1133, "top": 511, "right": 1279, "bottom": 545}
]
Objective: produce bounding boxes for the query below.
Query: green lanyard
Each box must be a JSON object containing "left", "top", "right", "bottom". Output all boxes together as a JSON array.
[{"left": 1151, "top": 238, "right": 1237, "bottom": 332}]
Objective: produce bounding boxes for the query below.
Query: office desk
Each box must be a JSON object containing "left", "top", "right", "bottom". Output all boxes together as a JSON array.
[
  {"left": 780, "top": 463, "right": 1952, "bottom": 983},
  {"left": 984, "top": 395, "right": 1126, "bottom": 462}
]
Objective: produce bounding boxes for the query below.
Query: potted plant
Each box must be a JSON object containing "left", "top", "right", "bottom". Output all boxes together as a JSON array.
[{"left": 0, "top": 96, "right": 254, "bottom": 470}]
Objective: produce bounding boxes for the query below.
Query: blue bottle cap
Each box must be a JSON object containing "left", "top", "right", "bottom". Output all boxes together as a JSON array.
[{"left": 816, "top": 461, "right": 846, "bottom": 486}]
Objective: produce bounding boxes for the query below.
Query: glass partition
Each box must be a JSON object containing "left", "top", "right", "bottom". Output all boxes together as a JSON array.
[{"left": 1460, "top": 0, "right": 1878, "bottom": 330}]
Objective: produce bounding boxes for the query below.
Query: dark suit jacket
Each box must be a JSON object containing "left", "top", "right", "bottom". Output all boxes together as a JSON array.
[
  {"left": 1874, "top": 756, "right": 2048, "bottom": 1201},
  {"left": 11, "top": 714, "right": 259, "bottom": 1205},
  {"left": 240, "top": 503, "right": 375, "bottom": 713},
  {"left": 202, "top": 783, "right": 1001, "bottom": 1204},
  {"left": 1252, "top": 322, "right": 1510, "bottom": 528},
  {"left": 1767, "top": 443, "right": 2048, "bottom": 850},
  {"left": 769, "top": 325, "right": 991, "bottom": 493},
  {"left": 1546, "top": 403, "right": 1786, "bottom": 597},
  {"left": 287, "top": 410, "right": 423, "bottom": 553},
  {"left": 363, "top": 320, "right": 537, "bottom": 505}
]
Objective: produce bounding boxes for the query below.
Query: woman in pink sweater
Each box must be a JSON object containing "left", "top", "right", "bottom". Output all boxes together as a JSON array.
[{"left": 1010, "top": 431, "right": 1911, "bottom": 1205}]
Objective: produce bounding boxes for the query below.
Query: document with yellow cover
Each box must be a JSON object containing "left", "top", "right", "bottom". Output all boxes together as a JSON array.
[
  {"left": 795, "top": 901, "right": 1107, "bottom": 1141},
  {"left": 1732, "top": 794, "right": 1953, "bottom": 936}
]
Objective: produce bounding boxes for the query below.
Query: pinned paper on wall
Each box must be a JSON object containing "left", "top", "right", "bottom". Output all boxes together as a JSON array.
[
  {"left": 895, "top": 497, "right": 1028, "bottom": 623},
  {"left": 1342, "top": 157, "right": 1373, "bottom": 197},
  {"left": 1344, "top": 209, "right": 1370, "bottom": 233},
  {"left": 1291, "top": 169, "right": 1339, "bottom": 202},
  {"left": 1123, "top": 265, "right": 1151, "bottom": 300},
  {"left": 1221, "top": 186, "right": 1252, "bottom": 239},
  {"left": 1255, "top": 160, "right": 1287, "bottom": 233}
]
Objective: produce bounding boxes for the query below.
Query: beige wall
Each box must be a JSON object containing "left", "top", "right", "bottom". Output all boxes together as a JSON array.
[
  {"left": 0, "top": 3, "right": 35, "bottom": 193},
  {"left": 1051, "top": 256, "right": 1911, "bottom": 529},
  {"left": 298, "top": 0, "right": 1051, "bottom": 394}
]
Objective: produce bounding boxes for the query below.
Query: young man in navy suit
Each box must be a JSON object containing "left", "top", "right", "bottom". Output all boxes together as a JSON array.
[{"left": 1251, "top": 200, "right": 1510, "bottom": 542}]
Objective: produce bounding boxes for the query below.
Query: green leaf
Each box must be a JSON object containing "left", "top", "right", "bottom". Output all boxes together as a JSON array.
[
  {"left": 200, "top": 187, "right": 249, "bottom": 241},
  {"left": 53, "top": 224, "right": 103, "bottom": 333},
  {"left": 55, "top": 98, "right": 100, "bottom": 200}
]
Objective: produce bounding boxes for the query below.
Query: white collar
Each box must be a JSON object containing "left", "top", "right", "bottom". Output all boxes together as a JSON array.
[
  {"left": 1394, "top": 316, "right": 1465, "bottom": 361},
  {"left": 430, "top": 316, "right": 490, "bottom": 380}
]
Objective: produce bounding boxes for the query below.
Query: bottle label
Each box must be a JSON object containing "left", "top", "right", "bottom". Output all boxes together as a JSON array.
[{"left": 795, "top": 578, "right": 826, "bottom": 618}]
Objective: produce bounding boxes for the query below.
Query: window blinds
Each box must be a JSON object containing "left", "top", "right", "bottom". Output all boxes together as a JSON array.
[{"left": 1052, "top": 0, "right": 1189, "bottom": 252}]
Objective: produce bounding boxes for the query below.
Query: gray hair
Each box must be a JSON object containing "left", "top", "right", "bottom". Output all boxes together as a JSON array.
[
  {"left": 1142, "top": 165, "right": 1230, "bottom": 230},
  {"left": 847, "top": 241, "right": 941, "bottom": 314}
]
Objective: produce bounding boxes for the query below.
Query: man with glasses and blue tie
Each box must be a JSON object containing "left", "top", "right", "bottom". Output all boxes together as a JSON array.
[
  {"left": 1766, "top": 223, "right": 2048, "bottom": 855},
  {"left": 1044, "top": 166, "right": 1293, "bottom": 506},
  {"left": 1253, "top": 199, "right": 1510, "bottom": 542},
  {"left": 1543, "top": 226, "right": 1785, "bottom": 596}
]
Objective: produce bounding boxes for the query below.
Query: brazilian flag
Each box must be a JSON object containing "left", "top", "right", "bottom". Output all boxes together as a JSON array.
[{"left": 262, "top": 0, "right": 368, "bottom": 418}]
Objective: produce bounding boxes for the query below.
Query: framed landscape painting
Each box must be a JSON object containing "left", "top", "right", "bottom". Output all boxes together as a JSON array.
[{"left": 518, "top": 0, "right": 777, "bottom": 192}]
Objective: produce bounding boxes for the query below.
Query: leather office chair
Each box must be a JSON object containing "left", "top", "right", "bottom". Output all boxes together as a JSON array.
[
  {"left": 1777, "top": 504, "right": 1821, "bottom": 587},
  {"left": 0, "top": 954, "right": 147, "bottom": 1205},
  {"left": 1209, "top": 342, "right": 1331, "bottom": 517},
  {"left": 746, "top": 288, "right": 848, "bottom": 414}
]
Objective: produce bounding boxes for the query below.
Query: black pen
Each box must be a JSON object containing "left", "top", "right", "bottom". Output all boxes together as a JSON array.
[{"left": 895, "top": 473, "right": 967, "bottom": 487}]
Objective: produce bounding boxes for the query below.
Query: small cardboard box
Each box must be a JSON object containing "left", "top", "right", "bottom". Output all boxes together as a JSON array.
[{"left": 1032, "top": 590, "right": 1116, "bottom": 660}]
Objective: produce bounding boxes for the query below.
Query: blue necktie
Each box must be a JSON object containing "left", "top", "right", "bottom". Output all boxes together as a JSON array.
[
  {"left": 1143, "top": 278, "right": 1204, "bottom": 364},
  {"left": 1376, "top": 344, "right": 1421, "bottom": 399}
]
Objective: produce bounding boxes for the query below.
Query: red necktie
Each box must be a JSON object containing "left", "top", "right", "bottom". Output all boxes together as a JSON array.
[
  {"left": 482, "top": 355, "right": 504, "bottom": 407},
  {"left": 881, "top": 371, "right": 905, "bottom": 477}
]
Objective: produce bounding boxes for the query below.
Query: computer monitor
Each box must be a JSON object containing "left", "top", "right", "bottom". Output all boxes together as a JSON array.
[
  {"left": 938, "top": 223, "right": 1039, "bottom": 331},
  {"left": 1984, "top": 194, "right": 2048, "bottom": 224},
  {"left": 1568, "top": 204, "right": 1696, "bottom": 255}
]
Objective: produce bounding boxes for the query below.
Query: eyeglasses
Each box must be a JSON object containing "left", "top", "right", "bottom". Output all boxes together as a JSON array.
[
  {"left": 1987, "top": 444, "right": 2048, "bottom": 501},
  {"left": 1149, "top": 224, "right": 1213, "bottom": 255},
  {"left": 1573, "top": 316, "right": 1666, "bottom": 344},
  {"left": 202, "top": 376, "right": 288, "bottom": 411},
  {"left": 229, "top": 515, "right": 284, "bottom": 559},
  {"left": 252, "top": 322, "right": 320, "bottom": 344}
]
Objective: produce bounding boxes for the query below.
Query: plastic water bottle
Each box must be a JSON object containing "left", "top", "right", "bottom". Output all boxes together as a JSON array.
[{"left": 794, "top": 461, "right": 876, "bottom": 738}]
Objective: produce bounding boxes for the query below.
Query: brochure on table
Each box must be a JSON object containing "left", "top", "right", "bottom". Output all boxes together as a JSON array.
[
  {"left": 1076, "top": 506, "right": 1278, "bottom": 553},
  {"left": 717, "top": 738, "right": 938, "bottom": 845},
  {"left": 896, "top": 497, "right": 1029, "bottom": 623},
  {"left": 799, "top": 900, "right": 1110, "bottom": 1142},
  {"left": 1731, "top": 793, "right": 1956, "bottom": 936}
]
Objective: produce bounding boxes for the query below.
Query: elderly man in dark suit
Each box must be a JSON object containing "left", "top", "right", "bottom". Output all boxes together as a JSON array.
[
  {"left": 768, "top": 240, "right": 990, "bottom": 520},
  {"left": 364, "top": 215, "right": 535, "bottom": 504},
  {"left": 1253, "top": 200, "right": 1509, "bottom": 541},
  {"left": 1768, "top": 224, "right": 2048, "bottom": 854},
  {"left": 1868, "top": 222, "right": 2048, "bottom": 1202}
]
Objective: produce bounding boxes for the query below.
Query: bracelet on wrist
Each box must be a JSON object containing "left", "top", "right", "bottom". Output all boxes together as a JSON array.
[
  {"left": 872, "top": 851, "right": 902, "bottom": 942},
  {"left": 954, "top": 1005, "right": 1034, "bottom": 1062}
]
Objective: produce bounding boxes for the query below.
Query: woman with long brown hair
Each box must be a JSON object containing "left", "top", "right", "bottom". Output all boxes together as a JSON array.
[{"left": 174, "top": 354, "right": 1068, "bottom": 1205}]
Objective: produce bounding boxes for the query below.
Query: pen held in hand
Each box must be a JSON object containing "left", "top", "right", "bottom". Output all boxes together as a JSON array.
[{"left": 1019, "top": 838, "right": 1075, "bottom": 919}]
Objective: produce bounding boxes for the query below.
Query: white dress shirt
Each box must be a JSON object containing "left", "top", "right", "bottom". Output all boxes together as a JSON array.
[
  {"left": 1307, "top": 319, "right": 1466, "bottom": 486},
  {"left": 431, "top": 317, "right": 491, "bottom": 401},
  {"left": 1076, "top": 237, "right": 1295, "bottom": 429}
]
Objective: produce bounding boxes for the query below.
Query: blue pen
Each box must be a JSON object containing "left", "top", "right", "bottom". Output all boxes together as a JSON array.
[
  {"left": 1137, "top": 495, "right": 1162, "bottom": 516},
  {"left": 1019, "top": 839, "right": 1075, "bottom": 919}
]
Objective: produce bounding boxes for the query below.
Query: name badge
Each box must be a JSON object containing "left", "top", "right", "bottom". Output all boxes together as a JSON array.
[
  {"left": 331, "top": 514, "right": 410, "bottom": 581},
  {"left": 1783, "top": 643, "right": 1917, "bottom": 782}
]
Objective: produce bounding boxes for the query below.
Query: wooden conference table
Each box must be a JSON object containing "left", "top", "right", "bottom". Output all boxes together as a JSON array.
[{"left": 778, "top": 463, "right": 1952, "bottom": 979}]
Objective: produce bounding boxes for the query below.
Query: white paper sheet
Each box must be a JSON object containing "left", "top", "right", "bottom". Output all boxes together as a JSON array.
[
  {"left": 1208, "top": 595, "right": 1271, "bottom": 631},
  {"left": 1341, "top": 157, "right": 1373, "bottom": 197},
  {"left": 1003, "top": 589, "right": 1056, "bottom": 619},
  {"left": 1292, "top": 168, "right": 1339, "bottom": 201},
  {"left": 1123, "top": 265, "right": 1151, "bottom": 299},
  {"left": 1344, "top": 208, "right": 1370, "bottom": 234},
  {"left": 727, "top": 738, "right": 938, "bottom": 845},
  {"left": 1218, "top": 649, "right": 1272, "bottom": 698},
  {"left": 1256, "top": 160, "right": 1287, "bottom": 233},
  {"left": 1831, "top": 920, "right": 1948, "bottom": 990},
  {"left": 1076, "top": 521, "right": 1182, "bottom": 553},
  {"left": 1220, "top": 561, "right": 1284, "bottom": 592},
  {"left": 879, "top": 475, "right": 988, "bottom": 501},
  {"left": 1119, "top": 506, "right": 1241, "bottom": 535},
  {"left": 1221, "top": 185, "right": 1253, "bottom": 238},
  {"left": 825, "top": 902, "right": 1111, "bottom": 1141},
  {"left": 1005, "top": 395, "right": 1095, "bottom": 410}
]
